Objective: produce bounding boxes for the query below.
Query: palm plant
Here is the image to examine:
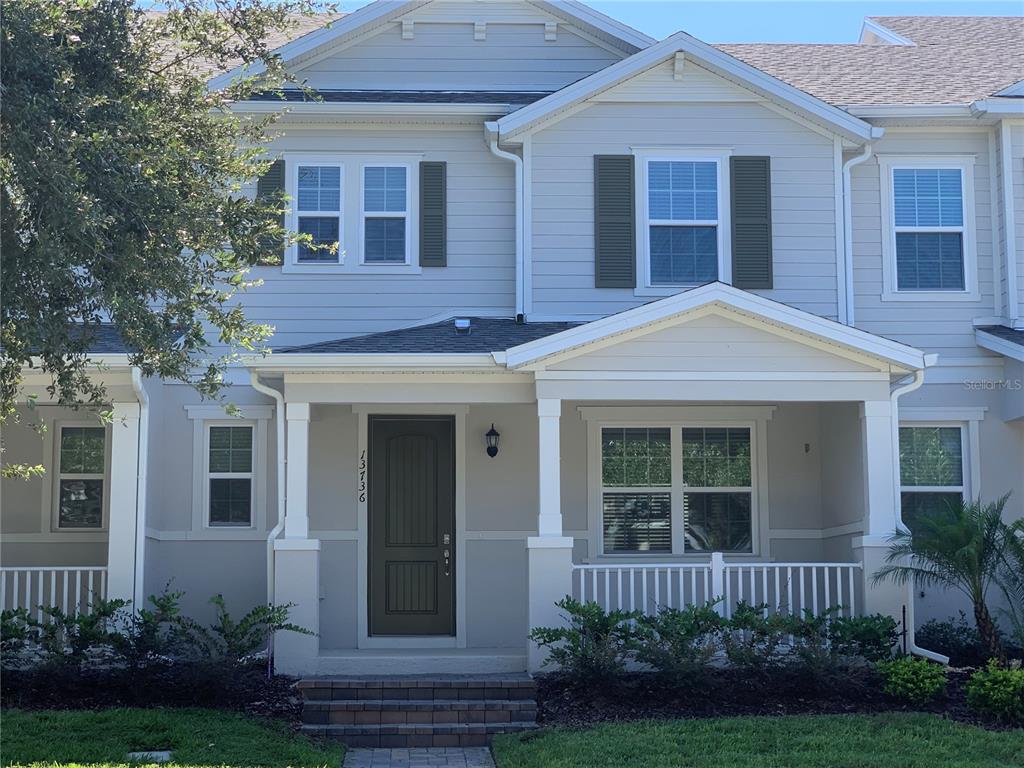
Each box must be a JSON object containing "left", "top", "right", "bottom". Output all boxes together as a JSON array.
[
  {"left": 873, "top": 494, "right": 1014, "bottom": 661},
  {"left": 995, "top": 519, "right": 1024, "bottom": 651}
]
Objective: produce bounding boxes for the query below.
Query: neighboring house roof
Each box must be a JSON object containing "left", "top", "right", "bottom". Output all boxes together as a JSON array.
[
  {"left": 75, "top": 324, "right": 134, "bottom": 354},
  {"left": 277, "top": 317, "right": 580, "bottom": 355},
  {"left": 866, "top": 15, "right": 1023, "bottom": 47},
  {"left": 717, "top": 38, "right": 1023, "bottom": 106},
  {"left": 248, "top": 89, "right": 552, "bottom": 106},
  {"left": 976, "top": 326, "right": 1024, "bottom": 363}
]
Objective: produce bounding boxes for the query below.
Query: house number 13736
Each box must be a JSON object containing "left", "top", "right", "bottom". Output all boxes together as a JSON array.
[{"left": 357, "top": 450, "right": 367, "bottom": 502}]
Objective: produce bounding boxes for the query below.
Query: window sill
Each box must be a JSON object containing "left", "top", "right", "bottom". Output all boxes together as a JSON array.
[
  {"left": 881, "top": 289, "right": 981, "bottom": 303},
  {"left": 281, "top": 262, "right": 423, "bottom": 276}
]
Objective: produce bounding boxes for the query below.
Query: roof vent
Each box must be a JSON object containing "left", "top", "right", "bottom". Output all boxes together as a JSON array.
[{"left": 454, "top": 318, "right": 472, "bottom": 335}]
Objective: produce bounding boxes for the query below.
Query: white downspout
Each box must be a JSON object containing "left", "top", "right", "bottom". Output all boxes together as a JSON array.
[
  {"left": 889, "top": 359, "right": 949, "bottom": 664},
  {"left": 129, "top": 368, "right": 149, "bottom": 610},
  {"left": 842, "top": 142, "right": 875, "bottom": 327},
  {"left": 485, "top": 122, "right": 524, "bottom": 319},
  {"left": 251, "top": 371, "right": 286, "bottom": 604}
]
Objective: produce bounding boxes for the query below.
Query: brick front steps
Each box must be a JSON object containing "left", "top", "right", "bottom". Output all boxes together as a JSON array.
[{"left": 298, "top": 674, "right": 538, "bottom": 748}]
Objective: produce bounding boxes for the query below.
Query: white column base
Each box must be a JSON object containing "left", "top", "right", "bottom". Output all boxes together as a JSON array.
[
  {"left": 273, "top": 538, "right": 320, "bottom": 676},
  {"left": 526, "top": 536, "right": 574, "bottom": 673}
]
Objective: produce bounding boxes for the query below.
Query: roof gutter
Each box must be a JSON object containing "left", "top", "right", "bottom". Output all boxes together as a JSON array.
[
  {"left": 841, "top": 140, "right": 878, "bottom": 326},
  {"left": 485, "top": 121, "right": 525, "bottom": 320},
  {"left": 890, "top": 361, "right": 950, "bottom": 665}
]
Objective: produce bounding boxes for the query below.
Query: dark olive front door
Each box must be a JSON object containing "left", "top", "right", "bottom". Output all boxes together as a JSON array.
[{"left": 368, "top": 416, "right": 455, "bottom": 636}]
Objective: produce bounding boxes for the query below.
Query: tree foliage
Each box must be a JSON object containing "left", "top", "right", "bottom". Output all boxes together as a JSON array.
[{"left": 0, "top": 0, "right": 331, "bottom": 429}]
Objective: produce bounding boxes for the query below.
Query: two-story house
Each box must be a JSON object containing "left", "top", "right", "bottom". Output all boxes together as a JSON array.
[{"left": 4, "top": 2, "right": 1023, "bottom": 682}]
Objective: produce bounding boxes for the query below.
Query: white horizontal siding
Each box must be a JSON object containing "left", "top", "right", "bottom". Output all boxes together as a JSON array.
[
  {"left": 240, "top": 125, "right": 515, "bottom": 348},
  {"left": 294, "top": 21, "right": 621, "bottom": 92},
  {"left": 529, "top": 100, "right": 838, "bottom": 319},
  {"left": 592, "top": 60, "right": 760, "bottom": 103},
  {"left": 850, "top": 130, "right": 998, "bottom": 361}
]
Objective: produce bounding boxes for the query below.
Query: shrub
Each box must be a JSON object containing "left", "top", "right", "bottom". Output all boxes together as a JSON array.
[
  {"left": 1, "top": 608, "right": 38, "bottom": 658},
  {"left": 635, "top": 602, "right": 725, "bottom": 682},
  {"left": 965, "top": 661, "right": 1024, "bottom": 724},
  {"left": 529, "top": 597, "right": 638, "bottom": 682},
  {"left": 29, "top": 597, "right": 130, "bottom": 667},
  {"left": 829, "top": 614, "right": 899, "bottom": 662},
  {"left": 721, "top": 602, "right": 792, "bottom": 673},
  {"left": 916, "top": 613, "right": 989, "bottom": 667},
  {"left": 876, "top": 656, "right": 947, "bottom": 705}
]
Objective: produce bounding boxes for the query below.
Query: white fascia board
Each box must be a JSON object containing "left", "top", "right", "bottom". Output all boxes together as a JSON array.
[
  {"left": 504, "top": 282, "right": 927, "bottom": 370},
  {"left": 858, "top": 18, "right": 915, "bottom": 46},
  {"left": 976, "top": 330, "right": 1024, "bottom": 362},
  {"left": 971, "top": 98, "right": 1024, "bottom": 118},
  {"left": 206, "top": 1, "right": 426, "bottom": 92},
  {"left": 229, "top": 101, "right": 514, "bottom": 118},
  {"left": 25, "top": 354, "right": 133, "bottom": 369},
  {"left": 532, "top": 0, "right": 654, "bottom": 52},
  {"left": 247, "top": 353, "right": 500, "bottom": 371},
  {"left": 496, "top": 31, "right": 876, "bottom": 143}
]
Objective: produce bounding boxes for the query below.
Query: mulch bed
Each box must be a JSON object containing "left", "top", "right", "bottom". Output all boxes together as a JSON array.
[
  {"left": 535, "top": 668, "right": 1016, "bottom": 731},
  {"left": 1, "top": 663, "right": 304, "bottom": 726}
]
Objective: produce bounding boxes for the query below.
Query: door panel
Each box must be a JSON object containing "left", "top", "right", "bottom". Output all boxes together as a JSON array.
[{"left": 369, "top": 416, "right": 454, "bottom": 636}]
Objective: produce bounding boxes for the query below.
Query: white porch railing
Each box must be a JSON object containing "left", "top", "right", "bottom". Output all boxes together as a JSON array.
[
  {"left": 572, "top": 555, "right": 861, "bottom": 618},
  {"left": 0, "top": 567, "right": 108, "bottom": 620}
]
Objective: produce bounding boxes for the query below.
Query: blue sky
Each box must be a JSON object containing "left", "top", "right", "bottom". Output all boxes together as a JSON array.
[{"left": 335, "top": 0, "right": 1022, "bottom": 42}]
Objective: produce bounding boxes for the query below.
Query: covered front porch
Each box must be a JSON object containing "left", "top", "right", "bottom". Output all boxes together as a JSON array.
[{"left": 256, "top": 284, "right": 930, "bottom": 675}]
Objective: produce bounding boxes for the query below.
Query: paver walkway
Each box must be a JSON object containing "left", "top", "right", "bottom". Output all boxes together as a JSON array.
[{"left": 343, "top": 747, "right": 496, "bottom": 768}]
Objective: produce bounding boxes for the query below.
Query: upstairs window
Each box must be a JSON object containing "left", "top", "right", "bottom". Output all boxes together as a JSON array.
[
  {"left": 893, "top": 168, "right": 965, "bottom": 291},
  {"left": 899, "top": 426, "right": 964, "bottom": 529},
  {"left": 362, "top": 165, "right": 409, "bottom": 264},
  {"left": 879, "top": 156, "right": 976, "bottom": 301},
  {"left": 207, "top": 425, "right": 253, "bottom": 527},
  {"left": 647, "top": 160, "right": 719, "bottom": 285},
  {"left": 296, "top": 164, "right": 342, "bottom": 263},
  {"left": 56, "top": 426, "right": 106, "bottom": 529}
]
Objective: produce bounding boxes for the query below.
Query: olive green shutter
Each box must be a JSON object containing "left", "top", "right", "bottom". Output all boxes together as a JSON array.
[
  {"left": 730, "top": 156, "right": 773, "bottom": 289},
  {"left": 420, "top": 161, "right": 447, "bottom": 267},
  {"left": 256, "top": 159, "right": 286, "bottom": 264},
  {"left": 594, "top": 155, "right": 636, "bottom": 288}
]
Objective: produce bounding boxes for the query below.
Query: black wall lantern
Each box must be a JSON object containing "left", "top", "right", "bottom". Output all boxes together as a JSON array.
[{"left": 485, "top": 424, "right": 500, "bottom": 458}]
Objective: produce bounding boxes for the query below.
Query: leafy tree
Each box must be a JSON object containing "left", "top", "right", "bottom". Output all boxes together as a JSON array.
[
  {"left": 873, "top": 494, "right": 1015, "bottom": 661},
  {"left": 0, "top": 0, "right": 333, "bottom": 470}
]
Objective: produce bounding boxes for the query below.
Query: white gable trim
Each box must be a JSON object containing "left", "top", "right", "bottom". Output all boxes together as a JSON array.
[
  {"left": 504, "top": 283, "right": 929, "bottom": 371},
  {"left": 495, "top": 30, "right": 880, "bottom": 143},
  {"left": 207, "top": 0, "right": 651, "bottom": 92},
  {"left": 995, "top": 80, "right": 1024, "bottom": 98},
  {"left": 858, "top": 19, "right": 915, "bottom": 46}
]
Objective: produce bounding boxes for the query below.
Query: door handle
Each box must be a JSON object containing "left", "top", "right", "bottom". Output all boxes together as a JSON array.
[{"left": 443, "top": 549, "right": 451, "bottom": 577}]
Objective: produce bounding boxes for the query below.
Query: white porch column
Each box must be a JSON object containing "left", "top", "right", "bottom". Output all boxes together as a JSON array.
[
  {"left": 284, "top": 402, "right": 310, "bottom": 539},
  {"left": 853, "top": 399, "right": 905, "bottom": 623},
  {"left": 528, "top": 397, "right": 573, "bottom": 672},
  {"left": 274, "top": 401, "right": 319, "bottom": 675},
  {"left": 106, "top": 402, "right": 141, "bottom": 604},
  {"left": 536, "top": 397, "right": 563, "bottom": 537}
]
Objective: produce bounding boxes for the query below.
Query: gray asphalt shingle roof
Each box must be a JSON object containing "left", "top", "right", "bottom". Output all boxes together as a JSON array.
[
  {"left": 278, "top": 317, "right": 580, "bottom": 354},
  {"left": 247, "top": 89, "right": 553, "bottom": 106},
  {"left": 978, "top": 325, "right": 1024, "bottom": 347}
]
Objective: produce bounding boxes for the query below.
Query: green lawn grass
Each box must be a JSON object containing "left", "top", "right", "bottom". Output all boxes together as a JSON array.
[
  {"left": 492, "top": 713, "right": 1024, "bottom": 768},
  {"left": 1, "top": 708, "right": 343, "bottom": 768}
]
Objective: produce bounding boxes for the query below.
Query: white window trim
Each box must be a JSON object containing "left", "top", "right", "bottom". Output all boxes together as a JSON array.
[
  {"left": 899, "top": 406, "right": 984, "bottom": 504},
  {"left": 633, "top": 147, "right": 733, "bottom": 297},
  {"left": 281, "top": 152, "right": 422, "bottom": 275},
  {"left": 359, "top": 162, "right": 414, "bottom": 267},
  {"left": 203, "top": 422, "right": 256, "bottom": 529},
  {"left": 288, "top": 158, "right": 345, "bottom": 269},
  {"left": 187, "top": 409, "right": 270, "bottom": 537},
  {"left": 878, "top": 155, "right": 979, "bottom": 302},
  {"left": 582, "top": 406, "right": 771, "bottom": 561},
  {"left": 51, "top": 421, "right": 111, "bottom": 533}
]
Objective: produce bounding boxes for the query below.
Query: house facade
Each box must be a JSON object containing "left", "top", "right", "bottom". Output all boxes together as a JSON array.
[{"left": 3, "top": 2, "right": 1023, "bottom": 676}]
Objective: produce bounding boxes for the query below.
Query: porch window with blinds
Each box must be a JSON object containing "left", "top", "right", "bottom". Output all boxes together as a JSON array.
[
  {"left": 208, "top": 425, "right": 254, "bottom": 527},
  {"left": 899, "top": 426, "right": 964, "bottom": 528},
  {"left": 682, "top": 428, "right": 753, "bottom": 553},
  {"left": 599, "top": 425, "right": 755, "bottom": 555},
  {"left": 601, "top": 428, "right": 672, "bottom": 553},
  {"left": 56, "top": 426, "right": 106, "bottom": 529}
]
